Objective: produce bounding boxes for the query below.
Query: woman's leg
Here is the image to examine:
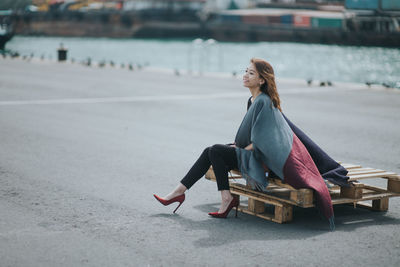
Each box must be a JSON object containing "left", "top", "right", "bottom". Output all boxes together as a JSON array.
[
  {"left": 164, "top": 147, "right": 212, "bottom": 200},
  {"left": 207, "top": 144, "right": 238, "bottom": 213},
  {"left": 207, "top": 144, "right": 237, "bottom": 191},
  {"left": 164, "top": 144, "right": 238, "bottom": 214}
]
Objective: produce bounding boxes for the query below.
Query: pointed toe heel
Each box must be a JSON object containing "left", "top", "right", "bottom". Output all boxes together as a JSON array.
[
  {"left": 153, "top": 193, "right": 185, "bottom": 213},
  {"left": 208, "top": 197, "right": 239, "bottom": 219}
]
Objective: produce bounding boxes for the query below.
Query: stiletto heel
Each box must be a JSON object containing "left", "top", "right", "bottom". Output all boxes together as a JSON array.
[
  {"left": 173, "top": 202, "right": 183, "bottom": 213},
  {"left": 154, "top": 194, "right": 185, "bottom": 213},
  {"left": 208, "top": 197, "right": 239, "bottom": 219}
]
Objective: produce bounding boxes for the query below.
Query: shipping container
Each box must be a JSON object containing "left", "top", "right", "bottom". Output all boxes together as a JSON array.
[
  {"left": 220, "top": 8, "right": 295, "bottom": 17},
  {"left": 311, "top": 17, "right": 344, "bottom": 28},
  {"left": 345, "top": 0, "right": 380, "bottom": 10},
  {"left": 381, "top": 0, "right": 400, "bottom": 10},
  {"left": 219, "top": 14, "right": 241, "bottom": 23},
  {"left": 268, "top": 16, "right": 282, "bottom": 24},
  {"left": 280, "top": 14, "right": 293, "bottom": 25},
  {"left": 242, "top": 15, "right": 268, "bottom": 25},
  {"left": 293, "top": 10, "right": 344, "bottom": 29},
  {"left": 293, "top": 14, "right": 311, "bottom": 27}
]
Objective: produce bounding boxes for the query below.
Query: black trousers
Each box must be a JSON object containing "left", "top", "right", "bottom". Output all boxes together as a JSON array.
[{"left": 180, "top": 144, "right": 238, "bottom": 191}]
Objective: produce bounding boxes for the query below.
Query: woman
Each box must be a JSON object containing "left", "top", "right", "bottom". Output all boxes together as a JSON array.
[{"left": 154, "top": 58, "right": 337, "bottom": 228}]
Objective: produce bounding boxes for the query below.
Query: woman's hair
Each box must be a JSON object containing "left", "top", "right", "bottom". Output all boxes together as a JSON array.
[{"left": 250, "top": 58, "right": 282, "bottom": 112}]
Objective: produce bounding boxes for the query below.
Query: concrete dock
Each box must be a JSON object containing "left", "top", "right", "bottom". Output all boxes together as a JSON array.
[{"left": 1, "top": 58, "right": 399, "bottom": 266}]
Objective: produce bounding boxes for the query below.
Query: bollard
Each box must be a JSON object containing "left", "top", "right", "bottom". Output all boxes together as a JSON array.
[{"left": 57, "top": 43, "right": 68, "bottom": 62}]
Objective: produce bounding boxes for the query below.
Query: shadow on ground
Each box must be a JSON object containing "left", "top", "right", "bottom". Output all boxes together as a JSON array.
[{"left": 150, "top": 202, "right": 400, "bottom": 248}]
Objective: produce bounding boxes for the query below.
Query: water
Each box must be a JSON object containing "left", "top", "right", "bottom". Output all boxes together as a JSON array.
[{"left": 5, "top": 36, "right": 400, "bottom": 87}]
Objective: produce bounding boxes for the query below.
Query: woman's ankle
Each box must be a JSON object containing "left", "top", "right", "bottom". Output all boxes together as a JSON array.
[
  {"left": 220, "top": 190, "right": 233, "bottom": 202},
  {"left": 176, "top": 183, "right": 187, "bottom": 195}
]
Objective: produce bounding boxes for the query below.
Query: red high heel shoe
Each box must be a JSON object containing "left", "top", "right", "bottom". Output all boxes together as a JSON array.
[
  {"left": 153, "top": 194, "right": 185, "bottom": 213},
  {"left": 208, "top": 197, "right": 239, "bottom": 218}
]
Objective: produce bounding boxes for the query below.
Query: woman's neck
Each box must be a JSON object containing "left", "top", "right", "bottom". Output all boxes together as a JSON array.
[{"left": 249, "top": 87, "right": 262, "bottom": 102}]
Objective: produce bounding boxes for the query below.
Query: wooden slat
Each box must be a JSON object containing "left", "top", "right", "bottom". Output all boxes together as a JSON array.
[
  {"left": 328, "top": 185, "right": 340, "bottom": 191},
  {"left": 230, "top": 186, "right": 285, "bottom": 207},
  {"left": 342, "top": 164, "right": 362, "bottom": 170},
  {"left": 340, "top": 183, "right": 363, "bottom": 199},
  {"left": 332, "top": 192, "right": 397, "bottom": 205},
  {"left": 347, "top": 167, "right": 374, "bottom": 172},
  {"left": 230, "top": 183, "right": 314, "bottom": 208},
  {"left": 363, "top": 184, "right": 388, "bottom": 193},
  {"left": 270, "top": 178, "right": 296, "bottom": 190},
  {"left": 290, "top": 189, "right": 314, "bottom": 206},
  {"left": 348, "top": 172, "right": 397, "bottom": 181},
  {"left": 230, "top": 169, "right": 242, "bottom": 176},
  {"left": 347, "top": 168, "right": 385, "bottom": 175},
  {"left": 383, "top": 174, "right": 400, "bottom": 180}
]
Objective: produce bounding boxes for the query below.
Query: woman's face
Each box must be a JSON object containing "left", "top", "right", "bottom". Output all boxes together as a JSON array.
[{"left": 243, "top": 63, "right": 264, "bottom": 89}]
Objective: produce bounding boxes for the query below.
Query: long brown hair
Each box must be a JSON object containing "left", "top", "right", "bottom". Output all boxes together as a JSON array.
[{"left": 250, "top": 58, "right": 282, "bottom": 112}]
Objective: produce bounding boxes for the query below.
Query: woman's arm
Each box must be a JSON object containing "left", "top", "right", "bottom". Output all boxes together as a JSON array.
[{"left": 245, "top": 143, "right": 253, "bottom": 150}]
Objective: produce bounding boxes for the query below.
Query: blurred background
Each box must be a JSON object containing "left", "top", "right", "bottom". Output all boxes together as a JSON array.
[{"left": 1, "top": 0, "right": 399, "bottom": 88}]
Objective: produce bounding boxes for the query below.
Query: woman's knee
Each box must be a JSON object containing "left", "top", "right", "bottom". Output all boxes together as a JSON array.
[
  {"left": 202, "top": 146, "right": 211, "bottom": 155},
  {"left": 208, "top": 144, "right": 224, "bottom": 158},
  {"left": 199, "top": 146, "right": 212, "bottom": 160}
]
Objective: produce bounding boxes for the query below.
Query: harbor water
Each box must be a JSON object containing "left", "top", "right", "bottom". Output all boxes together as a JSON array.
[{"left": 5, "top": 36, "right": 400, "bottom": 88}]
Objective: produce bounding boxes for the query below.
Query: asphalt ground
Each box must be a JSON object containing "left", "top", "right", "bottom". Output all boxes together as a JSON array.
[{"left": 1, "top": 57, "right": 399, "bottom": 267}]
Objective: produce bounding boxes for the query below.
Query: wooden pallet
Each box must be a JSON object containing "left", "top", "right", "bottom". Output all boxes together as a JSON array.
[{"left": 205, "top": 164, "right": 400, "bottom": 223}]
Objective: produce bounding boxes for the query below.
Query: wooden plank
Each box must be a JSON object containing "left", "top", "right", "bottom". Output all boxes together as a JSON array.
[
  {"left": 230, "top": 183, "right": 310, "bottom": 207},
  {"left": 347, "top": 168, "right": 385, "bottom": 175},
  {"left": 328, "top": 185, "right": 341, "bottom": 191},
  {"left": 342, "top": 164, "right": 362, "bottom": 170},
  {"left": 363, "top": 184, "right": 388, "bottom": 193},
  {"left": 270, "top": 178, "right": 296, "bottom": 190},
  {"left": 290, "top": 189, "right": 314, "bottom": 206},
  {"left": 228, "top": 172, "right": 242, "bottom": 179},
  {"left": 383, "top": 174, "right": 400, "bottom": 181},
  {"left": 346, "top": 167, "right": 374, "bottom": 172},
  {"left": 348, "top": 172, "right": 397, "bottom": 181},
  {"left": 340, "top": 183, "right": 363, "bottom": 199},
  {"left": 361, "top": 190, "right": 397, "bottom": 198},
  {"left": 230, "top": 186, "right": 285, "bottom": 207},
  {"left": 332, "top": 192, "right": 397, "bottom": 205},
  {"left": 231, "top": 169, "right": 242, "bottom": 176},
  {"left": 266, "top": 184, "right": 286, "bottom": 190}
]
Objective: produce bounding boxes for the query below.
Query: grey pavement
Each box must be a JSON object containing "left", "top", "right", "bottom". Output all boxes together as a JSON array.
[{"left": 0, "top": 58, "right": 399, "bottom": 267}]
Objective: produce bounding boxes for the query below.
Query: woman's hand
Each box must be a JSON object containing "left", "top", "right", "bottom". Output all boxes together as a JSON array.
[{"left": 245, "top": 143, "right": 254, "bottom": 151}]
